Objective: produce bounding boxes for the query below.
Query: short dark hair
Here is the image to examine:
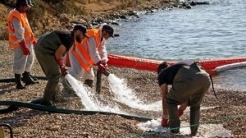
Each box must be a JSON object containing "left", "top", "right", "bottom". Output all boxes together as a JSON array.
[
  {"left": 157, "top": 61, "right": 169, "bottom": 74},
  {"left": 73, "top": 24, "right": 88, "bottom": 37}
]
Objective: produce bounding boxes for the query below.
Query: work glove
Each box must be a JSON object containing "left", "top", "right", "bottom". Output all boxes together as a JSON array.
[
  {"left": 178, "top": 108, "right": 184, "bottom": 117},
  {"left": 102, "top": 62, "right": 108, "bottom": 69},
  {"left": 33, "top": 39, "right": 37, "bottom": 46},
  {"left": 56, "top": 58, "right": 68, "bottom": 75},
  {"left": 161, "top": 115, "right": 169, "bottom": 127},
  {"left": 96, "top": 61, "right": 106, "bottom": 73},
  {"left": 19, "top": 40, "right": 30, "bottom": 55}
]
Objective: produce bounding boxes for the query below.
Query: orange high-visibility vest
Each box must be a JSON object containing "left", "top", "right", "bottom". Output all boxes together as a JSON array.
[
  {"left": 70, "top": 29, "right": 102, "bottom": 72},
  {"left": 7, "top": 10, "right": 36, "bottom": 49},
  {"left": 86, "top": 29, "right": 101, "bottom": 49},
  {"left": 71, "top": 41, "right": 94, "bottom": 72}
]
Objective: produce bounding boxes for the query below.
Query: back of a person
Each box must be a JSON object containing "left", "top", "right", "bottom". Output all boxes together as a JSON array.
[
  {"left": 37, "top": 30, "right": 71, "bottom": 54},
  {"left": 157, "top": 61, "right": 211, "bottom": 136}
]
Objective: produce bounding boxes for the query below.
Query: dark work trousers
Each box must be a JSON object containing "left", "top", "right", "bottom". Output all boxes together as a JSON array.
[
  {"left": 34, "top": 45, "right": 61, "bottom": 102},
  {"left": 167, "top": 64, "right": 211, "bottom": 134}
]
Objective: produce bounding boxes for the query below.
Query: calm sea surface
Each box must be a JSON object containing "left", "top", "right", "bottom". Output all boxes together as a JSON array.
[{"left": 107, "top": 0, "right": 246, "bottom": 92}]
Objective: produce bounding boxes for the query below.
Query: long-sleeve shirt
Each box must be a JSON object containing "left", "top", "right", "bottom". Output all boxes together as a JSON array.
[
  {"left": 86, "top": 31, "right": 108, "bottom": 64},
  {"left": 10, "top": 10, "right": 25, "bottom": 42}
]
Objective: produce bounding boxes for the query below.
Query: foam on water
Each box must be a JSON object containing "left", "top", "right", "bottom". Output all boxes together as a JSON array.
[
  {"left": 137, "top": 120, "right": 233, "bottom": 137},
  {"left": 107, "top": 74, "right": 161, "bottom": 111}
]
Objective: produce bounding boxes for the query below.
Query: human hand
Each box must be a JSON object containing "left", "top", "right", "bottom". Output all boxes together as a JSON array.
[
  {"left": 102, "top": 62, "right": 108, "bottom": 69},
  {"left": 22, "top": 47, "right": 30, "bottom": 55},
  {"left": 33, "top": 40, "right": 37, "bottom": 46},
  {"left": 60, "top": 65, "right": 68, "bottom": 75},
  {"left": 161, "top": 115, "right": 169, "bottom": 127},
  {"left": 19, "top": 40, "right": 30, "bottom": 55},
  {"left": 96, "top": 61, "right": 106, "bottom": 73},
  {"left": 178, "top": 108, "right": 184, "bottom": 117},
  {"left": 56, "top": 58, "right": 68, "bottom": 75}
]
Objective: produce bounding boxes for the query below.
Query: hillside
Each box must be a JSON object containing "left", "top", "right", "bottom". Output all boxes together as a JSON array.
[{"left": 0, "top": 0, "right": 175, "bottom": 39}]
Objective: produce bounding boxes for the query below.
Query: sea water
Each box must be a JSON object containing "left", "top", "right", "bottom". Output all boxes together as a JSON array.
[{"left": 107, "top": 0, "right": 246, "bottom": 92}]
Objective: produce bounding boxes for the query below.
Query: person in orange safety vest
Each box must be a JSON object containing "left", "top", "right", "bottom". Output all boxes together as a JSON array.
[
  {"left": 7, "top": 0, "right": 38, "bottom": 89},
  {"left": 67, "top": 24, "right": 116, "bottom": 87}
]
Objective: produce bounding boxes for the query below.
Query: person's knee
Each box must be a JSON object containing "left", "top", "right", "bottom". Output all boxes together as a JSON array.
[
  {"left": 189, "top": 93, "right": 205, "bottom": 107},
  {"left": 166, "top": 97, "right": 181, "bottom": 105}
]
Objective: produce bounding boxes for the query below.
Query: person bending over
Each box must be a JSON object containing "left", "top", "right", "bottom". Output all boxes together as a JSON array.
[{"left": 157, "top": 61, "right": 210, "bottom": 136}]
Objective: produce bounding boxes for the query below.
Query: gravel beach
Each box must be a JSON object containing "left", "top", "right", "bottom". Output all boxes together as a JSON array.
[{"left": 1, "top": 40, "right": 246, "bottom": 138}]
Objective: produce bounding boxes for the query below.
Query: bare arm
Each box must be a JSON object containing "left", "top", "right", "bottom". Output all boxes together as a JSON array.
[
  {"left": 160, "top": 83, "right": 168, "bottom": 115},
  {"left": 55, "top": 44, "right": 67, "bottom": 60}
]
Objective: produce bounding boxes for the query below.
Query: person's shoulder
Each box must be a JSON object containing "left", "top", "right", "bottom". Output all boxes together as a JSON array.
[
  {"left": 52, "top": 30, "right": 72, "bottom": 38},
  {"left": 53, "top": 30, "right": 70, "bottom": 34}
]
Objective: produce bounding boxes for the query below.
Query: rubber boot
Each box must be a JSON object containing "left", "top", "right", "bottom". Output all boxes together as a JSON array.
[
  {"left": 15, "top": 74, "right": 25, "bottom": 89},
  {"left": 190, "top": 106, "right": 200, "bottom": 136},
  {"left": 167, "top": 103, "right": 180, "bottom": 133},
  {"left": 84, "top": 79, "right": 93, "bottom": 88},
  {"left": 22, "top": 71, "right": 38, "bottom": 85}
]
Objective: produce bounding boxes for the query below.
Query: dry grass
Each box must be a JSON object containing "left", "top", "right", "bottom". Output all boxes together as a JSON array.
[{"left": 0, "top": 0, "right": 170, "bottom": 38}]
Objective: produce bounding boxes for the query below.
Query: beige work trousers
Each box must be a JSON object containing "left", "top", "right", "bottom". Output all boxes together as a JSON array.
[{"left": 13, "top": 43, "right": 34, "bottom": 74}]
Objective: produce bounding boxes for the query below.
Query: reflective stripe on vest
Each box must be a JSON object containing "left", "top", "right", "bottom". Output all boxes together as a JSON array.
[
  {"left": 7, "top": 10, "right": 35, "bottom": 49},
  {"left": 70, "top": 29, "right": 102, "bottom": 71},
  {"left": 86, "top": 29, "right": 101, "bottom": 49},
  {"left": 71, "top": 41, "right": 94, "bottom": 72}
]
